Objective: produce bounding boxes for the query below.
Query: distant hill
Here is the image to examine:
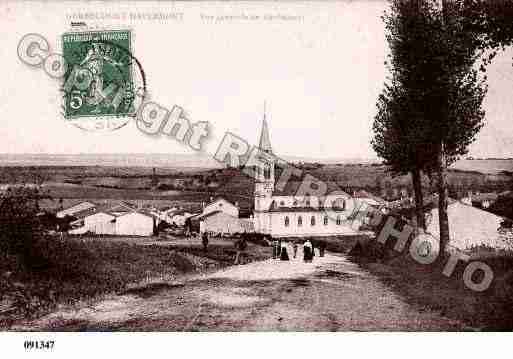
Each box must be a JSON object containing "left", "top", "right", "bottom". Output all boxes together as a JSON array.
[
  {"left": 0, "top": 153, "right": 221, "bottom": 169},
  {"left": 0, "top": 153, "right": 382, "bottom": 168},
  {"left": 0, "top": 154, "right": 511, "bottom": 175},
  {"left": 450, "top": 159, "right": 513, "bottom": 174}
]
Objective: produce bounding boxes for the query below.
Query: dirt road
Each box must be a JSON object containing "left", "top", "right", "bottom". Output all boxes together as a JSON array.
[{"left": 13, "top": 253, "right": 466, "bottom": 331}]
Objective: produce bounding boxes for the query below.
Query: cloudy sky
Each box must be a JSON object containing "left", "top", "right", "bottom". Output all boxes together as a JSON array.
[{"left": 0, "top": 0, "right": 512, "bottom": 160}]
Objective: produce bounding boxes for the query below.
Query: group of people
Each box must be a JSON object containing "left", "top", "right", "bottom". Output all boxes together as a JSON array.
[{"left": 271, "top": 239, "right": 326, "bottom": 263}]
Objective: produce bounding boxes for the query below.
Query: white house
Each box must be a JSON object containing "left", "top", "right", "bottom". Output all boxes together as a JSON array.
[
  {"left": 115, "top": 211, "right": 156, "bottom": 236},
  {"left": 196, "top": 211, "right": 254, "bottom": 235},
  {"left": 69, "top": 211, "right": 116, "bottom": 235},
  {"left": 68, "top": 203, "right": 158, "bottom": 236},
  {"left": 427, "top": 201, "right": 510, "bottom": 250}
]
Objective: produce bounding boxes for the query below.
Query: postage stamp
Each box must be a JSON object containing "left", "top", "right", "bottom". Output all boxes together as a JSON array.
[{"left": 61, "top": 29, "right": 145, "bottom": 130}]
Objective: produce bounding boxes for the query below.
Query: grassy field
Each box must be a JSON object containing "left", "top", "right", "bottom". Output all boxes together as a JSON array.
[
  {"left": 350, "top": 238, "right": 513, "bottom": 330},
  {"left": 0, "top": 235, "right": 271, "bottom": 328},
  {"left": 1, "top": 162, "right": 511, "bottom": 215}
]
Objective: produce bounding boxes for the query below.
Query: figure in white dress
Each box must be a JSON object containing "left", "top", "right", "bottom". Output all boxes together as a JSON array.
[{"left": 80, "top": 43, "right": 124, "bottom": 112}]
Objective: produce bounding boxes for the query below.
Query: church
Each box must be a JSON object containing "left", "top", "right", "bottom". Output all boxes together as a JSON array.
[{"left": 252, "top": 116, "right": 361, "bottom": 238}]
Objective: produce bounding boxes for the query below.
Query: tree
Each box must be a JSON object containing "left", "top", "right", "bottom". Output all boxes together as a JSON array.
[
  {"left": 373, "top": 0, "right": 443, "bottom": 231},
  {"left": 373, "top": 79, "right": 428, "bottom": 229},
  {"left": 374, "top": 0, "right": 487, "bottom": 254},
  {"left": 0, "top": 187, "right": 47, "bottom": 266}
]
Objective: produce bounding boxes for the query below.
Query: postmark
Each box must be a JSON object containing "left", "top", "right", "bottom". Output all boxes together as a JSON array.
[{"left": 61, "top": 29, "right": 146, "bottom": 131}]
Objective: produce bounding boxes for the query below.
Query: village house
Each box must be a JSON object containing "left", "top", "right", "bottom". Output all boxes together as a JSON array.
[
  {"left": 194, "top": 211, "right": 253, "bottom": 235},
  {"left": 202, "top": 197, "right": 239, "bottom": 217},
  {"left": 190, "top": 198, "right": 250, "bottom": 235},
  {"left": 427, "top": 200, "right": 510, "bottom": 250},
  {"left": 67, "top": 202, "right": 158, "bottom": 236}
]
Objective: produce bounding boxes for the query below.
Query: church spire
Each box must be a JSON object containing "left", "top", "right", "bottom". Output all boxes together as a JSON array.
[{"left": 259, "top": 102, "right": 273, "bottom": 154}]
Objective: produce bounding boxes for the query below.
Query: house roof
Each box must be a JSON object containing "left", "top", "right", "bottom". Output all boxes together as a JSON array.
[
  {"left": 113, "top": 209, "right": 157, "bottom": 220},
  {"left": 273, "top": 180, "right": 345, "bottom": 196},
  {"left": 353, "top": 190, "right": 386, "bottom": 204},
  {"left": 57, "top": 201, "right": 96, "bottom": 216},
  {"left": 205, "top": 197, "right": 237, "bottom": 208},
  {"left": 192, "top": 210, "right": 224, "bottom": 220},
  {"left": 70, "top": 210, "right": 116, "bottom": 224}
]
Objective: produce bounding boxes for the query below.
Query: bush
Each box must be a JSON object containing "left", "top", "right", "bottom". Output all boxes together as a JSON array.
[
  {"left": 0, "top": 187, "right": 46, "bottom": 267},
  {"left": 1, "top": 237, "right": 196, "bottom": 321}
]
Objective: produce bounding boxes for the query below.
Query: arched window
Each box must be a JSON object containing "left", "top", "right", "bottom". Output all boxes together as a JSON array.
[
  {"left": 298, "top": 216, "right": 303, "bottom": 226},
  {"left": 264, "top": 164, "right": 271, "bottom": 179},
  {"left": 324, "top": 216, "right": 329, "bottom": 225},
  {"left": 311, "top": 216, "right": 316, "bottom": 226},
  {"left": 280, "top": 200, "right": 285, "bottom": 206},
  {"left": 332, "top": 199, "right": 346, "bottom": 210},
  {"left": 336, "top": 215, "right": 341, "bottom": 225},
  {"left": 284, "top": 216, "right": 290, "bottom": 227},
  {"left": 293, "top": 200, "right": 298, "bottom": 206},
  {"left": 306, "top": 199, "right": 311, "bottom": 207}
]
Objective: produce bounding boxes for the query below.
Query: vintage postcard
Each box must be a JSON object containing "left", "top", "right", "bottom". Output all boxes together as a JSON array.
[{"left": 1, "top": 0, "right": 513, "bottom": 356}]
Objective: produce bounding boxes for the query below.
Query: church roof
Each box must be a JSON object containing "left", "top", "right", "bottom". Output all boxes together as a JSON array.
[
  {"left": 273, "top": 180, "right": 345, "bottom": 196},
  {"left": 259, "top": 118, "right": 272, "bottom": 154},
  {"left": 266, "top": 206, "right": 346, "bottom": 213}
]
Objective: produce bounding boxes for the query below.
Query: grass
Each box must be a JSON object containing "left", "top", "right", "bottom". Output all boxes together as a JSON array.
[
  {"left": 0, "top": 235, "right": 271, "bottom": 327},
  {"left": 351, "top": 238, "right": 513, "bottom": 330}
]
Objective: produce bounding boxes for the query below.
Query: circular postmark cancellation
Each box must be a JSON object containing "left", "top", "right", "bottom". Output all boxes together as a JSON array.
[{"left": 61, "top": 30, "right": 147, "bottom": 131}]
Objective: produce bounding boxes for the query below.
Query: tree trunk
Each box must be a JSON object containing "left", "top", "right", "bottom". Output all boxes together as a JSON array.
[
  {"left": 437, "top": 143, "right": 450, "bottom": 255},
  {"left": 411, "top": 166, "right": 426, "bottom": 230},
  {"left": 437, "top": 0, "right": 450, "bottom": 256}
]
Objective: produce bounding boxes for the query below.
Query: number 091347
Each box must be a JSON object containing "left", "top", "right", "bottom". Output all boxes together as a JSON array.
[{"left": 24, "top": 340, "right": 55, "bottom": 350}]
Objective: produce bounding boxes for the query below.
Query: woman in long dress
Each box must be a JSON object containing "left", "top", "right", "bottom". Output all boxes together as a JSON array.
[
  {"left": 280, "top": 242, "right": 289, "bottom": 261},
  {"left": 303, "top": 240, "right": 313, "bottom": 262}
]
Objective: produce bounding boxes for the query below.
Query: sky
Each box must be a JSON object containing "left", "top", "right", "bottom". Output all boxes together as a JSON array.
[{"left": 0, "top": 0, "right": 512, "bottom": 160}]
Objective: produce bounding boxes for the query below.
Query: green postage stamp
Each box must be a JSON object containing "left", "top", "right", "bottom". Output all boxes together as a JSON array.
[{"left": 61, "top": 29, "right": 144, "bottom": 128}]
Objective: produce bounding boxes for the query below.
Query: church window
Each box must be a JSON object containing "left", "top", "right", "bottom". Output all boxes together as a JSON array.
[
  {"left": 332, "top": 199, "right": 345, "bottom": 210},
  {"left": 293, "top": 200, "right": 298, "bottom": 206},
  {"left": 306, "top": 199, "right": 311, "bottom": 207},
  {"left": 298, "top": 216, "right": 302, "bottom": 226},
  {"left": 336, "top": 216, "right": 341, "bottom": 225},
  {"left": 284, "top": 216, "right": 290, "bottom": 227},
  {"left": 324, "top": 216, "right": 329, "bottom": 225},
  {"left": 280, "top": 201, "right": 285, "bottom": 206},
  {"left": 311, "top": 216, "right": 316, "bottom": 226},
  {"left": 264, "top": 164, "right": 271, "bottom": 179}
]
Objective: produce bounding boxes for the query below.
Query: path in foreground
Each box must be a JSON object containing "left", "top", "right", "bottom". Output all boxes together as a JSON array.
[{"left": 14, "top": 254, "right": 465, "bottom": 331}]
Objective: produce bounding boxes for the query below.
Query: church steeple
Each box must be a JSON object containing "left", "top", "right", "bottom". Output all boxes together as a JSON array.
[{"left": 258, "top": 102, "right": 273, "bottom": 154}]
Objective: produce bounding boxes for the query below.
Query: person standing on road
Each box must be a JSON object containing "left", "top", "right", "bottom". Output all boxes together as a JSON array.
[
  {"left": 280, "top": 241, "right": 290, "bottom": 261},
  {"left": 303, "top": 240, "right": 313, "bottom": 263},
  {"left": 319, "top": 240, "right": 326, "bottom": 257},
  {"left": 292, "top": 241, "right": 298, "bottom": 259},
  {"left": 202, "top": 232, "right": 209, "bottom": 252},
  {"left": 234, "top": 238, "right": 247, "bottom": 265},
  {"left": 272, "top": 239, "right": 278, "bottom": 259}
]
